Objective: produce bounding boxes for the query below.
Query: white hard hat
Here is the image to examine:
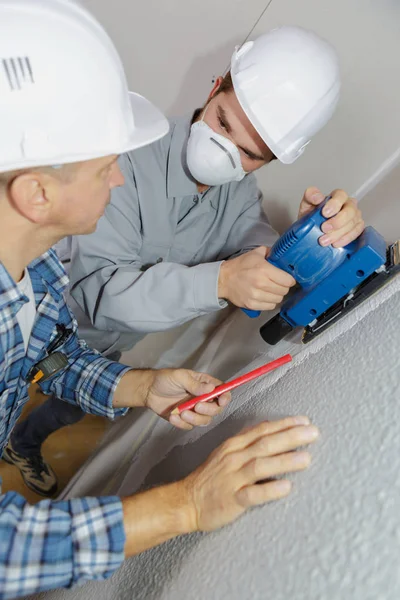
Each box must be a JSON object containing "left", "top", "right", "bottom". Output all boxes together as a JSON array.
[
  {"left": 231, "top": 26, "right": 341, "bottom": 164},
  {"left": 0, "top": 0, "right": 169, "bottom": 173}
]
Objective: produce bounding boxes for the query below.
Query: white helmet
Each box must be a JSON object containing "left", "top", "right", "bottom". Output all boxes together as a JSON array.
[
  {"left": 231, "top": 26, "right": 341, "bottom": 164},
  {"left": 0, "top": 0, "right": 169, "bottom": 173}
]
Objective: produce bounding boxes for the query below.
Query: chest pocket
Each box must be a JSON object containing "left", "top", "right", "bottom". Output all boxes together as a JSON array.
[
  {"left": 139, "top": 239, "right": 171, "bottom": 270},
  {"left": 139, "top": 196, "right": 226, "bottom": 267},
  {"left": 171, "top": 201, "right": 223, "bottom": 265}
]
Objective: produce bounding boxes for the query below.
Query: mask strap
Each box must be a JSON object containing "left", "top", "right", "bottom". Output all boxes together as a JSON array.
[{"left": 200, "top": 102, "right": 211, "bottom": 122}]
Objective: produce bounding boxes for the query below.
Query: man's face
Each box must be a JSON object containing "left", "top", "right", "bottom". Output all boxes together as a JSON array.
[
  {"left": 199, "top": 83, "right": 276, "bottom": 173},
  {"left": 54, "top": 155, "right": 124, "bottom": 236}
]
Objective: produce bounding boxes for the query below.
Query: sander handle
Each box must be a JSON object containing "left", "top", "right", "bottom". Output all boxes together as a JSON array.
[{"left": 241, "top": 197, "right": 331, "bottom": 319}]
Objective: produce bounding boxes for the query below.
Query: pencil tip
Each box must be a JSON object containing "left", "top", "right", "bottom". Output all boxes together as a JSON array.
[{"left": 171, "top": 408, "right": 179, "bottom": 416}]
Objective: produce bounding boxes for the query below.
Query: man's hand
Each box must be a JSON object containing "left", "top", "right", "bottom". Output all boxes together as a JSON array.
[
  {"left": 218, "top": 247, "right": 295, "bottom": 311},
  {"left": 122, "top": 416, "right": 319, "bottom": 556},
  {"left": 182, "top": 416, "right": 319, "bottom": 531},
  {"left": 298, "top": 187, "right": 365, "bottom": 248},
  {"left": 113, "top": 368, "right": 231, "bottom": 430},
  {"left": 145, "top": 369, "right": 231, "bottom": 430}
]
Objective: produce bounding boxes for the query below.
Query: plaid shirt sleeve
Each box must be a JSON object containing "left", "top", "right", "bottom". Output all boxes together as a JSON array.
[
  {"left": 0, "top": 490, "right": 125, "bottom": 599},
  {"left": 39, "top": 308, "right": 131, "bottom": 420}
]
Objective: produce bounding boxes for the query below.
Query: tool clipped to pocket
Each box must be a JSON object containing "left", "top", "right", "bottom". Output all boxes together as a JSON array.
[
  {"left": 27, "top": 323, "right": 72, "bottom": 383},
  {"left": 27, "top": 352, "right": 69, "bottom": 384}
]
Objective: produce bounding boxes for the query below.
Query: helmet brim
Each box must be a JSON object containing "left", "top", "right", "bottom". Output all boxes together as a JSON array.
[{"left": 127, "top": 92, "right": 169, "bottom": 151}]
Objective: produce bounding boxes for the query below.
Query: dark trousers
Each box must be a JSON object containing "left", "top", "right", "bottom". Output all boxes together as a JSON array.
[{"left": 11, "top": 350, "right": 121, "bottom": 457}]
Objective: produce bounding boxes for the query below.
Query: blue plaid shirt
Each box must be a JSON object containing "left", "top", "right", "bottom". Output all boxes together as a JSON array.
[{"left": 0, "top": 250, "right": 131, "bottom": 599}]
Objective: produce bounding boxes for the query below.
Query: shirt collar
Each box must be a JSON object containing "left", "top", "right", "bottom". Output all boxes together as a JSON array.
[
  {"left": 0, "top": 249, "right": 68, "bottom": 312},
  {"left": 29, "top": 249, "right": 69, "bottom": 295},
  {"left": 0, "top": 262, "right": 24, "bottom": 312},
  {"left": 166, "top": 113, "right": 199, "bottom": 199}
]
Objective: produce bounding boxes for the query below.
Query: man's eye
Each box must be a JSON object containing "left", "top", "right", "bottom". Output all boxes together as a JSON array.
[{"left": 218, "top": 116, "right": 227, "bottom": 131}]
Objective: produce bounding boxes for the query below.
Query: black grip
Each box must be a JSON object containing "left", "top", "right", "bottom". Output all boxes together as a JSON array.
[{"left": 260, "top": 313, "right": 294, "bottom": 345}]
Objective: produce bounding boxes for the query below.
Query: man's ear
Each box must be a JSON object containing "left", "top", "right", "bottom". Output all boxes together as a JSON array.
[
  {"left": 9, "top": 173, "right": 52, "bottom": 224},
  {"left": 207, "top": 76, "right": 224, "bottom": 101}
]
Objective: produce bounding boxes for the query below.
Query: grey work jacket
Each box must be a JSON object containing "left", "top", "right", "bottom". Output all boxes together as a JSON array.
[{"left": 69, "top": 115, "right": 278, "bottom": 354}]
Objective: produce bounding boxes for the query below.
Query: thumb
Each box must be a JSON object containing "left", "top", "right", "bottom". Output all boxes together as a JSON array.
[
  {"left": 182, "top": 371, "right": 216, "bottom": 397},
  {"left": 254, "top": 245, "right": 269, "bottom": 258},
  {"left": 305, "top": 186, "right": 325, "bottom": 206}
]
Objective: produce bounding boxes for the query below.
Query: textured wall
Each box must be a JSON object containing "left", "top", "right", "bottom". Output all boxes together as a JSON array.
[
  {"left": 30, "top": 280, "right": 400, "bottom": 600},
  {"left": 122, "top": 288, "right": 400, "bottom": 600}
]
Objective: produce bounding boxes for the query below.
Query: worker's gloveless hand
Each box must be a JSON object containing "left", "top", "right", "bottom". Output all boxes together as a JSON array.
[
  {"left": 298, "top": 187, "right": 365, "bottom": 248},
  {"left": 144, "top": 369, "right": 231, "bottom": 430},
  {"left": 180, "top": 416, "right": 319, "bottom": 532},
  {"left": 218, "top": 246, "right": 295, "bottom": 311}
]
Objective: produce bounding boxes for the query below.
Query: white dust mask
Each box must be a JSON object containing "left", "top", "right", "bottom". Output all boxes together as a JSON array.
[{"left": 186, "top": 109, "right": 247, "bottom": 186}]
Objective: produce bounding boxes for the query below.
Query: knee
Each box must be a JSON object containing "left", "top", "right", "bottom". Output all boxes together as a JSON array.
[{"left": 55, "top": 402, "right": 85, "bottom": 426}]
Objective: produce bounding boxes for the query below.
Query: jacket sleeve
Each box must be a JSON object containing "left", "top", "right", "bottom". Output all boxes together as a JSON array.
[
  {"left": 69, "top": 154, "right": 225, "bottom": 335},
  {"left": 217, "top": 175, "right": 279, "bottom": 261}
]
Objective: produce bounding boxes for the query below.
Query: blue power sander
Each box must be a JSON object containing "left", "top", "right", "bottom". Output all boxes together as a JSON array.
[{"left": 242, "top": 197, "right": 399, "bottom": 345}]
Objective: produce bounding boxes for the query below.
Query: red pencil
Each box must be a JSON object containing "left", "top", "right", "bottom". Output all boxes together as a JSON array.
[{"left": 171, "top": 354, "right": 292, "bottom": 415}]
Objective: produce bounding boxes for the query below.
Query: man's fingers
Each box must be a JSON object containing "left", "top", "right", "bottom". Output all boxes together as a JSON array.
[
  {"left": 243, "top": 424, "right": 319, "bottom": 461},
  {"left": 170, "top": 401, "right": 226, "bottom": 428},
  {"left": 242, "top": 300, "right": 277, "bottom": 312},
  {"left": 304, "top": 186, "right": 325, "bottom": 206},
  {"left": 320, "top": 216, "right": 364, "bottom": 248},
  {"left": 193, "top": 392, "right": 232, "bottom": 414},
  {"left": 251, "top": 291, "right": 286, "bottom": 306},
  {"left": 217, "top": 392, "right": 231, "bottom": 407},
  {"left": 297, "top": 187, "right": 325, "bottom": 218},
  {"left": 241, "top": 450, "right": 312, "bottom": 485},
  {"left": 187, "top": 370, "right": 218, "bottom": 383},
  {"left": 242, "top": 277, "right": 294, "bottom": 311},
  {"left": 332, "top": 220, "right": 365, "bottom": 248},
  {"left": 321, "top": 199, "right": 359, "bottom": 234},
  {"left": 242, "top": 288, "right": 289, "bottom": 310},
  {"left": 321, "top": 189, "right": 350, "bottom": 218},
  {"left": 194, "top": 401, "right": 223, "bottom": 416},
  {"left": 180, "top": 410, "right": 212, "bottom": 427},
  {"left": 180, "top": 370, "right": 217, "bottom": 397},
  {"left": 169, "top": 414, "right": 194, "bottom": 430},
  {"left": 236, "top": 479, "right": 292, "bottom": 507},
  {"left": 235, "top": 449, "right": 311, "bottom": 511},
  {"left": 332, "top": 221, "right": 365, "bottom": 248},
  {"left": 186, "top": 370, "right": 223, "bottom": 389},
  {"left": 254, "top": 245, "right": 270, "bottom": 258},
  {"left": 249, "top": 247, "right": 296, "bottom": 287},
  {"left": 265, "top": 264, "right": 296, "bottom": 288},
  {"left": 184, "top": 373, "right": 231, "bottom": 405},
  {"left": 320, "top": 218, "right": 355, "bottom": 246},
  {"left": 221, "top": 417, "right": 311, "bottom": 453},
  {"left": 169, "top": 410, "right": 213, "bottom": 429},
  {"left": 255, "top": 279, "right": 292, "bottom": 296}
]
